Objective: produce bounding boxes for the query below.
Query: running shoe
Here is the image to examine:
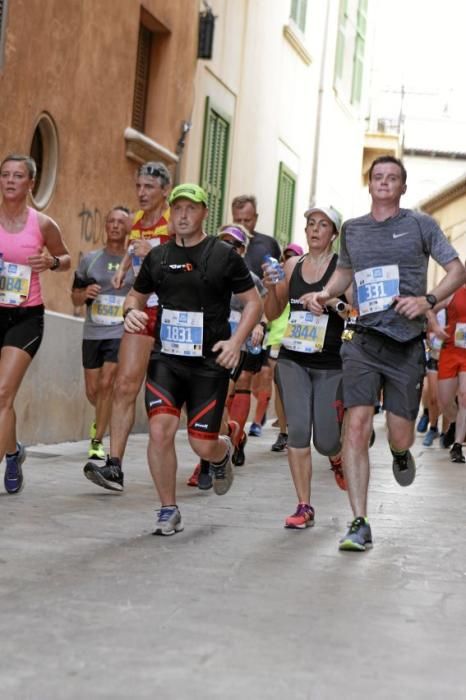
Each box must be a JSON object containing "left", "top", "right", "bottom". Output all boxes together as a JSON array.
[
  {"left": 83, "top": 457, "right": 124, "bottom": 492},
  {"left": 232, "top": 431, "right": 247, "bottom": 466},
  {"left": 88, "top": 438, "right": 105, "bottom": 460},
  {"left": 187, "top": 463, "right": 200, "bottom": 487},
  {"left": 339, "top": 517, "right": 372, "bottom": 551},
  {"left": 153, "top": 506, "right": 184, "bottom": 536},
  {"left": 285, "top": 503, "right": 315, "bottom": 529},
  {"left": 450, "top": 442, "right": 465, "bottom": 463},
  {"left": 198, "top": 460, "right": 213, "bottom": 490},
  {"left": 422, "top": 427, "right": 439, "bottom": 447},
  {"left": 271, "top": 432, "right": 288, "bottom": 452},
  {"left": 211, "top": 437, "right": 234, "bottom": 496},
  {"left": 442, "top": 422, "right": 456, "bottom": 449},
  {"left": 248, "top": 422, "right": 262, "bottom": 437},
  {"left": 89, "top": 420, "right": 97, "bottom": 440},
  {"left": 329, "top": 456, "right": 347, "bottom": 491},
  {"left": 416, "top": 413, "right": 429, "bottom": 433},
  {"left": 4, "top": 442, "right": 26, "bottom": 494},
  {"left": 391, "top": 448, "right": 416, "bottom": 486}
]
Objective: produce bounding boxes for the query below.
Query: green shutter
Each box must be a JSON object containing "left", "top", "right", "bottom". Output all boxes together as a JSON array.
[
  {"left": 334, "top": 0, "right": 348, "bottom": 84},
  {"left": 274, "top": 163, "right": 296, "bottom": 249},
  {"left": 351, "top": 0, "right": 367, "bottom": 104},
  {"left": 200, "top": 98, "right": 230, "bottom": 236},
  {"left": 290, "top": 0, "right": 307, "bottom": 32}
]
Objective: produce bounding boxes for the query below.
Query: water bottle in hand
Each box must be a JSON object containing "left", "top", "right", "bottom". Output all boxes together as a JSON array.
[
  {"left": 246, "top": 335, "right": 262, "bottom": 355},
  {"left": 264, "top": 255, "right": 285, "bottom": 284}
]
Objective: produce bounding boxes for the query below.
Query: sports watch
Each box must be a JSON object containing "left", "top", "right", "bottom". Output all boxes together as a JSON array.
[
  {"left": 50, "top": 256, "right": 60, "bottom": 270},
  {"left": 425, "top": 294, "right": 437, "bottom": 309}
]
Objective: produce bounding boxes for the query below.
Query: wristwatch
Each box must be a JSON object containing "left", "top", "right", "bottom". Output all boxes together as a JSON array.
[
  {"left": 335, "top": 301, "right": 346, "bottom": 313},
  {"left": 425, "top": 294, "right": 437, "bottom": 309},
  {"left": 50, "top": 256, "right": 60, "bottom": 271},
  {"left": 123, "top": 307, "right": 135, "bottom": 319}
]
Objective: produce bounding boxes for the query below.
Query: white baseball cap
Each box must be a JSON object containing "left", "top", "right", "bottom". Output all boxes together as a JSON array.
[{"left": 304, "top": 205, "right": 342, "bottom": 233}]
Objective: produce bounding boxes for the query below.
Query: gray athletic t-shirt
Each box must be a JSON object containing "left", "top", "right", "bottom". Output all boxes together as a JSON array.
[
  {"left": 338, "top": 208, "right": 458, "bottom": 341},
  {"left": 76, "top": 249, "right": 134, "bottom": 340}
]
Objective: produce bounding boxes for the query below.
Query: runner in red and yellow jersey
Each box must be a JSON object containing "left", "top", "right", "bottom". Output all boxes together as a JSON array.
[{"left": 84, "top": 161, "right": 172, "bottom": 492}]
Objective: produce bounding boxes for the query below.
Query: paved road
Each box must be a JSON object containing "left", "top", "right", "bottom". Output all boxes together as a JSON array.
[{"left": 1, "top": 417, "right": 465, "bottom": 699}]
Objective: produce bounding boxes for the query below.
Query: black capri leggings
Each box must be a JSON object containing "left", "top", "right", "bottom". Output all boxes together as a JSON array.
[{"left": 275, "top": 357, "right": 343, "bottom": 454}]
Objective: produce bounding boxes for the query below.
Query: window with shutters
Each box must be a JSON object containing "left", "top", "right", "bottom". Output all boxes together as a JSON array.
[
  {"left": 334, "top": 0, "right": 367, "bottom": 107},
  {"left": 290, "top": 0, "right": 308, "bottom": 33},
  {"left": 132, "top": 23, "right": 152, "bottom": 133},
  {"left": 274, "top": 163, "right": 296, "bottom": 249},
  {"left": 200, "top": 98, "right": 230, "bottom": 236},
  {"left": 0, "top": 0, "right": 9, "bottom": 70}
]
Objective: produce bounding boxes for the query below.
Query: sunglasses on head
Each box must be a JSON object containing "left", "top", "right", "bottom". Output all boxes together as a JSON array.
[
  {"left": 223, "top": 238, "right": 244, "bottom": 250},
  {"left": 139, "top": 166, "right": 169, "bottom": 183}
]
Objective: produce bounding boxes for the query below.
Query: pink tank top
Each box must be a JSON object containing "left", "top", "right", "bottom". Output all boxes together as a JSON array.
[{"left": 0, "top": 207, "right": 44, "bottom": 307}]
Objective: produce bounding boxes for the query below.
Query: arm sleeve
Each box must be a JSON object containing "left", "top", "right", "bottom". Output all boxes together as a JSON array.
[{"left": 72, "top": 254, "right": 91, "bottom": 288}]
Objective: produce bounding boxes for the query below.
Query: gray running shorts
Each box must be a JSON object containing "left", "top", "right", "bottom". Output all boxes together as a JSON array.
[
  {"left": 340, "top": 331, "right": 425, "bottom": 421},
  {"left": 275, "top": 358, "right": 343, "bottom": 454}
]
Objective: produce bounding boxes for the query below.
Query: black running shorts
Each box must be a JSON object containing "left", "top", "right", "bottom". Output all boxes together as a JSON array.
[
  {"left": 0, "top": 304, "right": 44, "bottom": 358},
  {"left": 145, "top": 355, "right": 230, "bottom": 440},
  {"left": 82, "top": 338, "right": 121, "bottom": 369}
]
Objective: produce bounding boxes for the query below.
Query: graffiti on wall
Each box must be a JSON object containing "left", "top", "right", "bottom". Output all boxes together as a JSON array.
[{"left": 78, "top": 204, "right": 104, "bottom": 247}]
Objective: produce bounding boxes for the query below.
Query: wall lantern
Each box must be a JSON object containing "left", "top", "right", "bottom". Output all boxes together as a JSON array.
[{"left": 198, "top": 3, "right": 216, "bottom": 59}]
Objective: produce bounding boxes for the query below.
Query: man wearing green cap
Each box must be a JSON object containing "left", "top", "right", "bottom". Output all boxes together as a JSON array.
[{"left": 122, "top": 183, "right": 263, "bottom": 535}]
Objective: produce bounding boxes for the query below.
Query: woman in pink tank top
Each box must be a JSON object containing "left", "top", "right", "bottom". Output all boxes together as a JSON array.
[{"left": 0, "top": 153, "right": 70, "bottom": 494}]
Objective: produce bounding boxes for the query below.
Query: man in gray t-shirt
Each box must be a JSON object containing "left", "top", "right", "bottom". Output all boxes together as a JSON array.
[
  {"left": 71, "top": 206, "right": 134, "bottom": 461},
  {"left": 305, "top": 156, "right": 466, "bottom": 552}
]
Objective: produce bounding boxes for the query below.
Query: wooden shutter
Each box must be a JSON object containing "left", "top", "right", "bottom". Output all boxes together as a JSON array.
[
  {"left": 200, "top": 98, "right": 230, "bottom": 236},
  {"left": 132, "top": 24, "right": 152, "bottom": 133},
  {"left": 274, "top": 163, "right": 296, "bottom": 249}
]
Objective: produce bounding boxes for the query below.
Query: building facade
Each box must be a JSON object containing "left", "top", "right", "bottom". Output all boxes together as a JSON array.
[{"left": 0, "top": 0, "right": 372, "bottom": 441}]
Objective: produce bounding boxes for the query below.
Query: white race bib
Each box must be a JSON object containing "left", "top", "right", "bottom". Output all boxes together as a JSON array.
[
  {"left": 90, "top": 294, "right": 124, "bottom": 326},
  {"left": 0, "top": 262, "right": 32, "bottom": 306},
  {"left": 160, "top": 308, "right": 203, "bottom": 357},
  {"left": 355, "top": 265, "right": 400, "bottom": 316},
  {"left": 282, "top": 310, "right": 329, "bottom": 353},
  {"left": 454, "top": 323, "right": 466, "bottom": 349}
]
